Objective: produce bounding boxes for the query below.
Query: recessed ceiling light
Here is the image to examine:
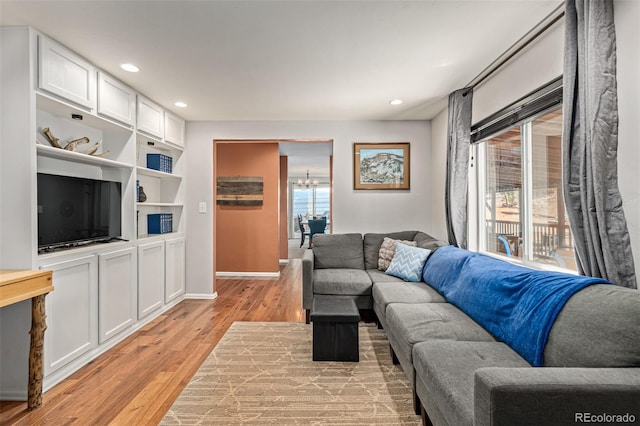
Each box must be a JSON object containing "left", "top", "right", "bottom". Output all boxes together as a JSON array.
[
  {"left": 389, "top": 99, "right": 403, "bottom": 105},
  {"left": 120, "top": 63, "right": 139, "bottom": 73},
  {"left": 174, "top": 101, "right": 188, "bottom": 108}
]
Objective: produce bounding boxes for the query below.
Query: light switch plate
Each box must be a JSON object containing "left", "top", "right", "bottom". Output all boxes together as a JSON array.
[{"left": 198, "top": 201, "right": 207, "bottom": 213}]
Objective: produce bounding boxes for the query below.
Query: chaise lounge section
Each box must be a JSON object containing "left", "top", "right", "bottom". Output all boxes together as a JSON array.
[{"left": 302, "top": 233, "right": 640, "bottom": 425}]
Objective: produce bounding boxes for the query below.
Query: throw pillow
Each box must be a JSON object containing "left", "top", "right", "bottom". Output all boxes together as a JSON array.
[
  {"left": 385, "top": 243, "right": 431, "bottom": 282},
  {"left": 378, "top": 237, "right": 417, "bottom": 271}
]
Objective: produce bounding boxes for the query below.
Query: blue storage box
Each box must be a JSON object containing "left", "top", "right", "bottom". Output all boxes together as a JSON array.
[
  {"left": 147, "top": 153, "right": 173, "bottom": 173},
  {"left": 147, "top": 213, "right": 173, "bottom": 234}
]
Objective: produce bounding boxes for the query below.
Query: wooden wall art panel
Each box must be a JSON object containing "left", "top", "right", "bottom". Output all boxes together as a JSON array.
[{"left": 216, "top": 176, "right": 264, "bottom": 206}]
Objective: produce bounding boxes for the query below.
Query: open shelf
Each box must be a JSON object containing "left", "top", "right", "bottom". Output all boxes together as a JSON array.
[
  {"left": 36, "top": 92, "right": 133, "bottom": 132},
  {"left": 136, "top": 166, "right": 182, "bottom": 179},
  {"left": 37, "top": 144, "right": 132, "bottom": 169},
  {"left": 137, "top": 232, "right": 184, "bottom": 241},
  {"left": 137, "top": 202, "right": 183, "bottom": 208},
  {"left": 136, "top": 133, "right": 183, "bottom": 153}
]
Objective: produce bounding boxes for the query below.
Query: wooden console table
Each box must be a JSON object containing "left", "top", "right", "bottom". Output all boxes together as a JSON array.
[{"left": 0, "top": 269, "right": 54, "bottom": 410}]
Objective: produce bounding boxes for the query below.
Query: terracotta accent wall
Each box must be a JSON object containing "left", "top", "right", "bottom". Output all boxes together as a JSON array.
[
  {"left": 279, "top": 156, "right": 288, "bottom": 260},
  {"left": 215, "top": 142, "right": 280, "bottom": 273}
]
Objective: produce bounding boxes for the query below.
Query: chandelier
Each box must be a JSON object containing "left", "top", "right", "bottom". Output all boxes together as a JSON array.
[{"left": 297, "top": 170, "right": 318, "bottom": 188}]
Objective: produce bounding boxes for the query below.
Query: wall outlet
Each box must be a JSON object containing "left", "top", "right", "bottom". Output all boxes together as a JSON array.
[{"left": 198, "top": 201, "right": 207, "bottom": 214}]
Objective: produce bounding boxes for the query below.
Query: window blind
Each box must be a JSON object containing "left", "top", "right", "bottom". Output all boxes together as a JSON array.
[{"left": 471, "top": 76, "right": 563, "bottom": 143}]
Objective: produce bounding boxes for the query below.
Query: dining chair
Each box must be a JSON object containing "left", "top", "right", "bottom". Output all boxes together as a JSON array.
[
  {"left": 307, "top": 219, "right": 327, "bottom": 248},
  {"left": 298, "top": 215, "right": 310, "bottom": 248}
]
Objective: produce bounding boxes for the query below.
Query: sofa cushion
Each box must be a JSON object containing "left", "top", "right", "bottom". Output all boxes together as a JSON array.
[
  {"left": 385, "top": 303, "right": 495, "bottom": 386},
  {"left": 313, "top": 233, "right": 364, "bottom": 270},
  {"left": 413, "top": 341, "right": 529, "bottom": 426},
  {"left": 363, "top": 231, "right": 418, "bottom": 270},
  {"left": 385, "top": 243, "right": 431, "bottom": 282},
  {"left": 378, "top": 237, "right": 417, "bottom": 271},
  {"left": 313, "top": 269, "right": 372, "bottom": 296},
  {"left": 386, "top": 303, "right": 496, "bottom": 358},
  {"left": 413, "top": 231, "right": 448, "bottom": 251},
  {"left": 372, "top": 281, "right": 446, "bottom": 330},
  {"left": 373, "top": 281, "right": 445, "bottom": 309},
  {"left": 544, "top": 284, "right": 640, "bottom": 367},
  {"left": 366, "top": 268, "right": 406, "bottom": 284}
]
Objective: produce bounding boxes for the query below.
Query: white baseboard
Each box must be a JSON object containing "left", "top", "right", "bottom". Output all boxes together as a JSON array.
[
  {"left": 216, "top": 271, "right": 281, "bottom": 278},
  {"left": 0, "top": 388, "right": 27, "bottom": 401},
  {"left": 279, "top": 259, "right": 289, "bottom": 265},
  {"left": 185, "top": 292, "right": 218, "bottom": 300}
]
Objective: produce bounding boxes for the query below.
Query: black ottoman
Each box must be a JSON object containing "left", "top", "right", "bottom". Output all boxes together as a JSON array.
[{"left": 310, "top": 296, "right": 360, "bottom": 362}]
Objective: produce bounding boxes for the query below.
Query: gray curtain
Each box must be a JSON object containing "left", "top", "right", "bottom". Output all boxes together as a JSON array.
[
  {"left": 445, "top": 88, "right": 473, "bottom": 248},
  {"left": 563, "top": 0, "right": 637, "bottom": 288}
]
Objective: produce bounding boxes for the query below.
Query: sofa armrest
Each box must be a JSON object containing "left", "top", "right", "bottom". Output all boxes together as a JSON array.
[
  {"left": 474, "top": 367, "right": 640, "bottom": 426},
  {"left": 302, "top": 249, "right": 314, "bottom": 310}
]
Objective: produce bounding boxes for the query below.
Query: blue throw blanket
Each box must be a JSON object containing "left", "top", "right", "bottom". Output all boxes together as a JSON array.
[{"left": 422, "top": 246, "right": 611, "bottom": 366}]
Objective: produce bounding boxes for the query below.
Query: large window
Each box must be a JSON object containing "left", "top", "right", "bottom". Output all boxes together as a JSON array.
[
  {"left": 291, "top": 183, "right": 330, "bottom": 235},
  {"left": 478, "top": 107, "right": 575, "bottom": 271}
]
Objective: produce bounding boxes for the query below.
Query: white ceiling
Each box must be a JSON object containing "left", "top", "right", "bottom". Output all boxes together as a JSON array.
[
  {"left": 0, "top": 0, "right": 562, "bottom": 122},
  {"left": 279, "top": 141, "right": 333, "bottom": 177},
  {"left": 1, "top": 0, "right": 561, "bottom": 178}
]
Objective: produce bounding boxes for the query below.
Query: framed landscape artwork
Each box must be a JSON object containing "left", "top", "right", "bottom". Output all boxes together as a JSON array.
[{"left": 353, "top": 142, "right": 410, "bottom": 190}]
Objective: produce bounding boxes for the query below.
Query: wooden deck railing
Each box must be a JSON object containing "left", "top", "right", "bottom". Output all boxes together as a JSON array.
[{"left": 486, "top": 220, "right": 572, "bottom": 257}]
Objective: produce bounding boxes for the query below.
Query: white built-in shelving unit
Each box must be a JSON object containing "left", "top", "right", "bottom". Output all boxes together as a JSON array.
[
  {"left": 0, "top": 26, "right": 187, "bottom": 399},
  {"left": 135, "top": 132, "right": 185, "bottom": 240}
]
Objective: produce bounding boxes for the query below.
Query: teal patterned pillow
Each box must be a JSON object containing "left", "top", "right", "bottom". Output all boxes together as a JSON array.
[{"left": 385, "top": 243, "right": 431, "bottom": 282}]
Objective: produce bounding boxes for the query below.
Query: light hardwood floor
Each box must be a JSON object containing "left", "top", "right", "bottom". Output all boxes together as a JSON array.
[{"left": 0, "top": 259, "right": 304, "bottom": 425}]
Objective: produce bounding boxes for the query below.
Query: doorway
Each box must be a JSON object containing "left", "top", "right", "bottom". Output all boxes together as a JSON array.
[
  {"left": 278, "top": 141, "right": 333, "bottom": 257},
  {"left": 212, "top": 139, "right": 333, "bottom": 272}
]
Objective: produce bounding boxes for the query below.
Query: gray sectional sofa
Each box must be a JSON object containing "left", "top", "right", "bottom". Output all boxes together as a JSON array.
[
  {"left": 302, "top": 231, "right": 446, "bottom": 323},
  {"left": 302, "top": 231, "right": 640, "bottom": 426}
]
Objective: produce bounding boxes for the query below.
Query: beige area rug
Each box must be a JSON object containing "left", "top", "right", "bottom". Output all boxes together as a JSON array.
[{"left": 161, "top": 322, "right": 421, "bottom": 425}]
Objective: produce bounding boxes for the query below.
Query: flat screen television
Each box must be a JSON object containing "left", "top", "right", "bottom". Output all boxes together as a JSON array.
[{"left": 37, "top": 173, "right": 122, "bottom": 250}]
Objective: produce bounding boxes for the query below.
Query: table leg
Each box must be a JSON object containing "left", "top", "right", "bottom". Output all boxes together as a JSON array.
[{"left": 28, "top": 294, "right": 47, "bottom": 410}]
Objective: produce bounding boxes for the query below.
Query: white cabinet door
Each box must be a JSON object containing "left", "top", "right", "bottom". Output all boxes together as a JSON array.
[
  {"left": 97, "top": 72, "right": 136, "bottom": 126},
  {"left": 164, "top": 112, "right": 185, "bottom": 147},
  {"left": 98, "top": 247, "right": 136, "bottom": 344},
  {"left": 138, "top": 241, "right": 165, "bottom": 319},
  {"left": 38, "top": 36, "right": 96, "bottom": 110},
  {"left": 165, "top": 237, "right": 185, "bottom": 303},
  {"left": 137, "top": 96, "right": 164, "bottom": 139},
  {"left": 40, "top": 255, "right": 98, "bottom": 376}
]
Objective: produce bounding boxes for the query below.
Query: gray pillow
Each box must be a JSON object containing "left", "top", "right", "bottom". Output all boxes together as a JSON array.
[
  {"left": 313, "top": 233, "right": 364, "bottom": 270},
  {"left": 544, "top": 284, "right": 640, "bottom": 367},
  {"left": 363, "top": 231, "right": 418, "bottom": 270},
  {"left": 414, "top": 231, "right": 448, "bottom": 251},
  {"left": 378, "top": 237, "right": 417, "bottom": 271}
]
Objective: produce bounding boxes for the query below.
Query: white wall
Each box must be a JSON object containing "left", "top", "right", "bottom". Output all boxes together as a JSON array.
[
  {"left": 185, "top": 120, "right": 431, "bottom": 294},
  {"left": 430, "top": 1, "right": 640, "bottom": 275},
  {"left": 430, "top": 110, "right": 448, "bottom": 242},
  {"left": 472, "top": 21, "right": 564, "bottom": 124},
  {"left": 614, "top": 0, "right": 640, "bottom": 276}
]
